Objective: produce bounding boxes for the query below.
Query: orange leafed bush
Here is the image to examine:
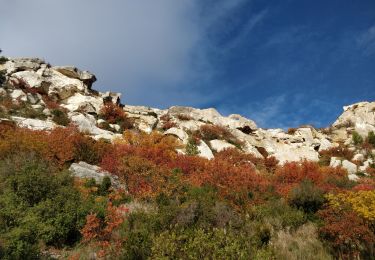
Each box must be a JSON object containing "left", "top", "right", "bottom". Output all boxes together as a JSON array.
[
  {"left": 318, "top": 206, "right": 375, "bottom": 259},
  {"left": 273, "top": 161, "right": 349, "bottom": 196},
  {"left": 99, "top": 103, "right": 127, "bottom": 124},
  {"left": 319, "top": 145, "right": 354, "bottom": 164},
  {"left": 199, "top": 124, "right": 232, "bottom": 141},
  {"left": 81, "top": 202, "right": 127, "bottom": 257},
  {"left": 188, "top": 157, "right": 270, "bottom": 206},
  {"left": 99, "top": 103, "right": 133, "bottom": 130}
]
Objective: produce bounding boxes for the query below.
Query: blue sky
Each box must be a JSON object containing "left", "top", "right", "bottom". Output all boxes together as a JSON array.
[{"left": 1, "top": 0, "right": 375, "bottom": 128}]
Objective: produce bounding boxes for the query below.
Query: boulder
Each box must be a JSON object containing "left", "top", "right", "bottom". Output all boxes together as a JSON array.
[
  {"left": 69, "top": 113, "right": 118, "bottom": 140},
  {"left": 131, "top": 115, "right": 158, "bottom": 133},
  {"left": 333, "top": 101, "right": 375, "bottom": 136},
  {"left": 342, "top": 160, "right": 358, "bottom": 174},
  {"left": 359, "top": 158, "right": 373, "bottom": 172},
  {"left": 353, "top": 153, "right": 365, "bottom": 162},
  {"left": 45, "top": 69, "right": 87, "bottom": 99},
  {"left": 101, "top": 91, "right": 122, "bottom": 105},
  {"left": 167, "top": 106, "right": 257, "bottom": 131},
  {"left": 164, "top": 127, "right": 189, "bottom": 143},
  {"left": 209, "top": 139, "right": 235, "bottom": 152},
  {"left": 52, "top": 66, "right": 96, "bottom": 87},
  {"left": 348, "top": 174, "right": 360, "bottom": 181},
  {"left": 69, "top": 162, "right": 124, "bottom": 189},
  {"left": 197, "top": 140, "right": 214, "bottom": 160},
  {"left": 1, "top": 58, "right": 44, "bottom": 74},
  {"left": 10, "top": 71, "right": 49, "bottom": 93},
  {"left": 12, "top": 116, "right": 55, "bottom": 131},
  {"left": 62, "top": 93, "right": 103, "bottom": 113},
  {"left": 330, "top": 157, "right": 342, "bottom": 168},
  {"left": 10, "top": 89, "right": 27, "bottom": 102}
]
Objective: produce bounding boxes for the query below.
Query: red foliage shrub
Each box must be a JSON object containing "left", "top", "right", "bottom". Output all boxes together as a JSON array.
[
  {"left": 214, "top": 148, "right": 263, "bottom": 168},
  {"left": 264, "top": 156, "right": 279, "bottom": 173},
  {"left": 160, "top": 114, "right": 177, "bottom": 130},
  {"left": 99, "top": 103, "right": 133, "bottom": 130},
  {"left": 319, "top": 145, "right": 354, "bottom": 166},
  {"left": 81, "top": 202, "right": 127, "bottom": 258},
  {"left": 199, "top": 124, "right": 232, "bottom": 141},
  {"left": 318, "top": 207, "right": 375, "bottom": 259},
  {"left": 161, "top": 120, "right": 177, "bottom": 130},
  {"left": 176, "top": 114, "right": 193, "bottom": 121},
  {"left": 188, "top": 157, "right": 271, "bottom": 206},
  {"left": 167, "top": 154, "right": 207, "bottom": 176},
  {"left": 42, "top": 96, "right": 62, "bottom": 110},
  {"left": 273, "top": 161, "right": 349, "bottom": 197},
  {"left": 72, "top": 134, "right": 111, "bottom": 165}
]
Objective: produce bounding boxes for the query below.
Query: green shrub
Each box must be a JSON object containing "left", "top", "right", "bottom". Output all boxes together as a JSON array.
[
  {"left": 150, "top": 228, "right": 252, "bottom": 259},
  {"left": 368, "top": 131, "right": 375, "bottom": 147},
  {"left": 289, "top": 180, "right": 325, "bottom": 214},
  {"left": 252, "top": 199, "right": 306, "bottom": 230},
  {"left": 0, "top": 153, "right": 93, "bottom": 256},
  {"left": 352, "top": 131, "right": 363, "bottom": 145},
  {"left": 51, "top": 108, "right": 70, "bottom": 126},
  {"left": 98, "top": 176, "right": 112, "bottom": 195},
  {"left": 0, "top": 70, "right": 5, "bottom": 87},
  {"left": 185, "top": 137, "right": 199, "bottom": 156}
]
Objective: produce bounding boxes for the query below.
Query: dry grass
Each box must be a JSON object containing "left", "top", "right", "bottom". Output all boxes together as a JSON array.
[{"left": 271, "top": 223, "right": 332, "bottom": 260}]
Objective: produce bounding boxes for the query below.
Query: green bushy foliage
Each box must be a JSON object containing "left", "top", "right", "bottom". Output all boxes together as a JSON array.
[
  {"left": 0, "top": 153, "right": 93, "bottom": 258},
  {"left": 252, "top": 199, "right": 306, "bottom": 230},
  {"left": 150, "top": 228, "right": 252, "bottom": 260},
  {"left": 368, "top": 131, "right": 375, "bottom": 147},
  {"left": 51, "top": 108, "right": 70, "bottom": 126},
  {"left": 352, "top": 131, "right": 363, "bottom": 145},
  {"left": 185, "top": 137, "right": 200, "bottom": 156},
  {"left": 289, "top": 180, "right": 325, "bottom": 214}
]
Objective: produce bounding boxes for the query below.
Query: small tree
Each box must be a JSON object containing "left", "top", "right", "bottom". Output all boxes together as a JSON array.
[
  {"left": 367, "top": 131, "right": 375, "bottom": 147},
  {"left": 0, "top": 49, "right": 7, "bottom": 86},
  {"left": 352, "top": 131, "right": 363, "bottom": 145}
]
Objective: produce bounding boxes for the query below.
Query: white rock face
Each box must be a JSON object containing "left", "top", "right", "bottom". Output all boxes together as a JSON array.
[
  {"left": 69, "top": 113, "right": 117, "bottom": 139},
  {"left": 52, "top": 66, "right": 96, "bottom": 87},
  {"left": 353, "top": 154, "right": 365, "bottom": 162},
  {"left": 348, "top": 174, "right": 360, "bottom": 181},
  {"left": 0, "top": 57, "right": 44, "bottom": 74},
  {"left": 342, "top": 160, "right": 358, "bottom": 174},
  {"left": 11, "top": 116, "right": 55, "bottom": 131},
  {"left": 164, "top": 127, "right": 189, "bottom": 144},
  {"left": 46, "top": 69, "right": 88, "bottom": 99},
  {"left": 209, "top": 139, "right": 235, "bottom": 152},
  {"left": 330, "top": 157, "right": 342, "bottom": 168},
  {"left": 10, "top": 89, "right": 27, "bottom": 101},
  {"left": 3, "top": 56, "right": 375, "bottom": 172},
  {"left": 167, "top": 106, "right": 257, "bottom": 131},
  {"left": 132, "top": 115, "right": 158, "bottom": 133},
  {"left": 10, "top": 68, "right": 90, "bottom": 100},
  {"left": 359, "top": 158, "right": 374, "bottom": 172},
  {"left": 62, "top": 93, "right": 103, "bottom": 113},
  {"left": 69, "top": 162, "right": 124, "bottom": 189},
  {"left": 197, "top": 140, "right": 214, "bottom": 160},
  {"left": 333, "top": 101, "right": 375, "bottom": 136}
]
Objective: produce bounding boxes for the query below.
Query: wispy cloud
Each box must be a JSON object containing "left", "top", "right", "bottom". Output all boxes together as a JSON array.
[
  {"left": 357, "top": 25, "right": 375, "bottom": 56},
  {"left": 0, "top": 0, "right": 264, "bottom": 109}
]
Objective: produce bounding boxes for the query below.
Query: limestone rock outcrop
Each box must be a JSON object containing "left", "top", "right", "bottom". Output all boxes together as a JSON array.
[
  {"left": 1, "top": 56, "right": 375, "bottom": 182},
  {"left": 69, "top": 162, "right": 124, "bottom": 189}
]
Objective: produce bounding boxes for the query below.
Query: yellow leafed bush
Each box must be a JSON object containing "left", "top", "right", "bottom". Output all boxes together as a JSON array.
[{"left": 326, "top": 190, "right": 375, "bottom": 221}]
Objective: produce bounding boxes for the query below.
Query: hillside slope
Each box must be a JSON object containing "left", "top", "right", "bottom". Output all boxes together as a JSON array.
[{"left": 1, "top": 57, "right": 375, "bottom": 259}]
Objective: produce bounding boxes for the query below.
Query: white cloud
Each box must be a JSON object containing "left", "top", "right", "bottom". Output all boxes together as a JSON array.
[
  {"left": 357, "top": 25, "right": 375, "bottom": 56},
  {"left": 0, "top": 0, "right": 266, "bottom": 108}
]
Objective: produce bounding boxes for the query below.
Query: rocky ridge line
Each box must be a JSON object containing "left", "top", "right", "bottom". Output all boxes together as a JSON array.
[{"left": 0, "top": 57, "right": 374, "bottom": 180}]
